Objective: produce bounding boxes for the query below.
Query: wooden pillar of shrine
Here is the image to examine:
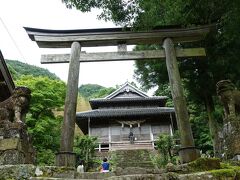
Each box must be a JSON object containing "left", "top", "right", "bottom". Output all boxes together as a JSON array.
[
  {"left": 56, "top": 42, "right": 81, "bottom": 167},
  {"left": 163, "top": 38, "right": 200, "bottom": 163}
]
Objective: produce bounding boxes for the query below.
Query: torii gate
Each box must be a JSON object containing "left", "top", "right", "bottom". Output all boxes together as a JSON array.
[{"left": 25, "top": 25, "right": 213, "bottom": 167}]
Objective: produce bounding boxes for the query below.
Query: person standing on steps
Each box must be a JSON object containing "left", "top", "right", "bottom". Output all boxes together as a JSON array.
[
  {"left": 101, "top": 157, "right": 110, "bottom": 172},
  {"left": 129, "top": 129, "right": 134, "bottom": 144}
]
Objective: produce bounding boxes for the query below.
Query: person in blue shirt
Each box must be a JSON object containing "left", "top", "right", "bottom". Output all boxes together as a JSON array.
[{"left": 101, "top": 157, "right": 110, "bottom": 172}]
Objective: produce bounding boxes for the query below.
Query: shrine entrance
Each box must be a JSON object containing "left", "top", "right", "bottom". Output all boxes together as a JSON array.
[
  {"left": 112, "top": 126, "right": 152, "bottom": 150},
  {"left": 25, "top": 24, "right": 214, "bottom": 166}
]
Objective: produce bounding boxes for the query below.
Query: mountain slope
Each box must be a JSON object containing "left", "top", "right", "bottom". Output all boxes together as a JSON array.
[
  {"left": 6, "top": 59, "right": 59, "bottom": 80},
  {"left": 79, "top": 84, "right": 115, "bottom": 99}
]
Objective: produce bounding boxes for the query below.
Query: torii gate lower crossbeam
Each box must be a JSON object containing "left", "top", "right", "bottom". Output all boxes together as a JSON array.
[{"left": 24, "top": 25, "right": 214, "bottom": 166}]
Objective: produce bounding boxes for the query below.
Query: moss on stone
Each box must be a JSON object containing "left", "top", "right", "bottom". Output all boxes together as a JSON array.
[
  {"left": 38, "top": 166, "right": 75, "bottom": 177},
  {"left": 220, "top": 162, "right": 232, "bottom": 169},
  {"left": 209, "top": 162, "right": 240, "bottom": 179},
  {"left": 188, "top": 158, "right": 221, "bottom": 172},
  {"left": 210, "top": 169, "right": 236, "bottom": 177},
  {"left": 163, "top": 172, "right": 178, "bottom": 179}
]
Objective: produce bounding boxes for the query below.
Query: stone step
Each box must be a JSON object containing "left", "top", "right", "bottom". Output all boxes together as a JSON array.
[
  {"left": 117, "top": 163, "right": 155, "bottom": 168},
  {"left": 30, "top": 178, "right": 74, "bottom": 180},
  {"left": 30, "top": 174, "right": 163, "bottom": 180},
  {"left": 110, "top": 149, "right": 155, "bottom": 169},
  {"left": 30, "top": 178, "right": 96, "bottom": 180},
  {"left": 30, "top": 172, "right": 115, "bottom": 180},
  {"left": 111, "top": 146, "right": 153, "bottom": 150},
  {"left": 116, "top": 158, "right": 153, "bottom": 161},
  {"left": 75, "top": 172, "right": 115, "bottom": 179},
  {"left": 111, "top": 143, "right": 153, "bottom": 150}
]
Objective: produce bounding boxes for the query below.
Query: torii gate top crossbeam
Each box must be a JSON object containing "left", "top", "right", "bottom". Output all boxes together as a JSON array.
[{"left": 24, "top": 24, "right": 214, "bottom": 48}]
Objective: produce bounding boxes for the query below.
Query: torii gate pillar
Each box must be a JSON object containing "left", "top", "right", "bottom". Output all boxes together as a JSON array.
[
  {"left": 56, "top": 42, "right": 81, "bottom": 167},
  {"left": 163, "top": 38, "right": 200, "bottom": 163}
]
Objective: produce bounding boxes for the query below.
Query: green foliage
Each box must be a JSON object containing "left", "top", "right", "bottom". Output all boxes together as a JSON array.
[
  {"left": 37, "top": 149, "right": 56, "bottom": 165},
  {"left": 210, "top": 169, "right": 236, "bottom": 179},
  {"left": 62, "top": 0, "right": 240, "bottom": 155},
  {"left": 16, "top": 76, "right": 66, "bottom": 119},
  {"left": 79, "top": 84, "right": 115, "bottom": 99},
  {"left": 16, "top": 75, "right": 66, "bottom": 165},
  {"left": 6, "top": 60, "right": 59, "bottom": 80},
  {"left": 74, "top": 135, "right": 98, "bottom": 171},
  {"left": 155, "top": 134, "right": 176, "bottom": 167},
  {"left": 218, "top": 162, "right": 240, "bottom": 177},
  {"left": 188, "top": 103, "right": 213, "bottom": 153},
  {"left": 62, "top": 0, "right": 140, "bottom": 26},
  {"left": 188, "top": 158, "right": 221, "bottom": 172},
  {"left": 90, "top": 87, "right": 115, "bottom": 99}
]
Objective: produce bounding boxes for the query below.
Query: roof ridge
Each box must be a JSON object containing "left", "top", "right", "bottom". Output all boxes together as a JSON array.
[{"left": 104, "top": 82, "right": 148, "bottom": 99}]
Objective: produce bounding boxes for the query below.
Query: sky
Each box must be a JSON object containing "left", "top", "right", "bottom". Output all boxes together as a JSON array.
[{"left": 0, "top": 0, "right": 137, "bottom": 88}]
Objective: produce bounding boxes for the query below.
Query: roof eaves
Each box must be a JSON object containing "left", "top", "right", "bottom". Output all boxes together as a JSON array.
[{"left": 76, "top": 107, "right": 175, "bottom": 119}]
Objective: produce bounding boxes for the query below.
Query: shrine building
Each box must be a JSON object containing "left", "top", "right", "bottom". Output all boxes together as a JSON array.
[{"left": 76, "top": 82, "right": 177, "bottom": 151}]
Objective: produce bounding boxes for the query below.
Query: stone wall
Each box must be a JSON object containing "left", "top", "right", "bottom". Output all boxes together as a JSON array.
[
  {"left": 0, "top": 122, "right": 35, "bottom": 165},
  {"left": 219, "top": 117, "right": 240, "bottom": 160},
  {"left": 0, "top": 158, "right": 240, "bottom": 180}
]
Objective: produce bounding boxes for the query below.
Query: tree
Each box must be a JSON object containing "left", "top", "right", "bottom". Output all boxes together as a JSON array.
[
  {"left": 155, "top": 133, "right": 177, "bottom": 167},
  {"left": 62, "top": 0, "right": 141, "bottom": 26},
  {"left": 74, "top": 135, "right": 98, "bottom": 171},
  {"left": 79, "top": 84, "right": 115, "bottom": 99},
  {"left": 16, "top": 75, "right": 66, "bottom": 165},
  {"left": 131, "top": 0, "right": 240, "bottom": 157},
  {"left": 62, "top": 0, "right": 240, "bottom": 156}
]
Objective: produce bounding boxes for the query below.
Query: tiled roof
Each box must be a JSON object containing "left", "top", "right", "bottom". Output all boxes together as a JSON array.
[
  {"left": 91, "top": 96, "right": 167, "bottom": 102},
  {"left": 90, "top": 97, "right": 168, "bottom": 109},
  {"left": 76, "top": 107, "right": 174, "bottom": 120}
]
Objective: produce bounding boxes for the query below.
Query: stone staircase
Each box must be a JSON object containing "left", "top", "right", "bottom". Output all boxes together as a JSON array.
[
  {"left": 110, "top": 149, "right": 156, "bottom": 169},
  {"left": 0, "top": 158, "right": 224, "bottom": 179},
  {"left": 0, "top": 150, "right": 157, "bottom": 179},
  {"left": 111, "top": 141, "right": 153, "bottom": 150}
]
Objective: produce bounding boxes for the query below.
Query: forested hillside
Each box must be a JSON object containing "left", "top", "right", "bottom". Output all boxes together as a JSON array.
[
  {"left": 79, "top": 84, "right": 115, "bottom": 99},
  {"left": 6, "top": 59, "right": 59, "bottom": 80}
]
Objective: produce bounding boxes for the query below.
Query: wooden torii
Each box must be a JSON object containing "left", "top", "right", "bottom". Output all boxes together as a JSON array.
[{"left": 25, "top": 25, "right": 213, "bottom": 166}]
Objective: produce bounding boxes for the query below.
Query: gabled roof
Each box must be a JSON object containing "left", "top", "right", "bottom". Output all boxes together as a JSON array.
[
  {"left": 105, "top": 82, "right": 149, "bottom": 99},
  {"left": 90, "top": 82, "right": 168, "bottom": 109}
]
